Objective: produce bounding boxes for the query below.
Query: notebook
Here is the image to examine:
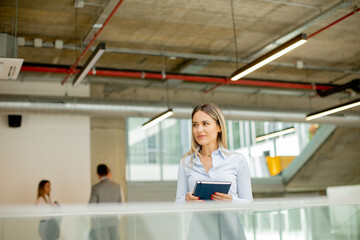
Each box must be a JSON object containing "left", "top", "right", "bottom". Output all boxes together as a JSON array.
[{"left": 193, "top": 180, "right": 231, "bottom": 200}]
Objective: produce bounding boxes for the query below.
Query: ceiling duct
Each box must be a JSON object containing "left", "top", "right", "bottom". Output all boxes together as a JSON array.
[{"left": 0, "top": 95, "right": 359, "bottom": 127}]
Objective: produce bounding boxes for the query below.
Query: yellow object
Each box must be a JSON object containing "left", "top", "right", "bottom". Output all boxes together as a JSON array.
[{"left": 266, "top": 156, "right": 296, "bottom": 176}]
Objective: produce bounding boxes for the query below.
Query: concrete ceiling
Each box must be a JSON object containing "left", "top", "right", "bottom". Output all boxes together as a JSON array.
[{"left": 1, "top": 0, "right": 360, "bottom": 114}]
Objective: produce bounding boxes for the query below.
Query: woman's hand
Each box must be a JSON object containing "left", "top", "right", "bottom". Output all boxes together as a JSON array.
[
  {"left": 185, "top": 192, "right": 204, "bottom": 202},
  {"left": 211, "top": 192, "right": 232, "bottom": 202}
]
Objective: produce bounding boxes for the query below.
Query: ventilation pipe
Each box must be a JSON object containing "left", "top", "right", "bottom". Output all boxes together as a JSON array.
[{"left": 0, "top": 95, "right": 359, "bottom": 126}]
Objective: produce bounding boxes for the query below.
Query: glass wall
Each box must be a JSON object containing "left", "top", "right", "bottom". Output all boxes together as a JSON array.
[
  {"left": 1, "top": 200, "right": 359, "bottom": 240},
  {"left": 127, "top": 117, "right": 320, "bottom": 181},
  {"left": 127, "top": 118, "right": 190, "bottom": 181}
]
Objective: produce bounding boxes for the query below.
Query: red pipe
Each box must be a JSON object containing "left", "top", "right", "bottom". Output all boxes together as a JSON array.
[
  {"left": 21, "top": 65, "right": 333, "bottom": 91},
  {"left": 92, "top": 69, "right": 228, "bottom": 83},
  {"left": 61, "top": 0, "right": 125, "bottom": 85},
  {"left": 95, "top": 69, "right": 142, "bottom": 78},
  {"left": 308, "top": 7, "right": 360, "bottom": 39},
  {"left": 233, "top": 79, "right": 330, "bottom": 90},
  {"left": 21, "top": 66, "right": 70, "bottom": 74},
  {"left": 166, "top": 74, "right": 226, "bottom": 84}
]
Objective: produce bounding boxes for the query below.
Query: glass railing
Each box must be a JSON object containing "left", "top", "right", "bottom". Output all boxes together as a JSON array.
[{"left": 0, "top": 198, "right": 359, "bottom": 240}]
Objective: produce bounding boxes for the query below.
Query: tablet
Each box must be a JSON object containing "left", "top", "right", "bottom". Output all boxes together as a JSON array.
[{"left": 193, "top": 180, "right": 231, "bottom": 200}]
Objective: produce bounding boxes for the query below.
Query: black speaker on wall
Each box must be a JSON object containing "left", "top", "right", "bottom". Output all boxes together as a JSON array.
[{"left": 8, "top": 115, "right": 22, "bottom": 128}]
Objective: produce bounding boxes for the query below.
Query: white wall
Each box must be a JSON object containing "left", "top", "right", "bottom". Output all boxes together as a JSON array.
[
  {"left": 0, "top": 80, "right": 91, "bottom": 204},
  {"left": 0, "top": 114, "right": 91, "bottom": 204}
]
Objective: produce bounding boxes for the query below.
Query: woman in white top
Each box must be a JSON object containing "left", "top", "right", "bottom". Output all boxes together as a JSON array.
[
  {"left": 176, "top": 103, "right": 253, "bottom": 203},
  {"left": 36, "top": 180, "right": 60, "bottom": 240},
  {"left": 175, "top": 103, "right": 251, "bottom": 240},
  {"left": 36, "top": 180, "right": 53, "bottom": 205}
]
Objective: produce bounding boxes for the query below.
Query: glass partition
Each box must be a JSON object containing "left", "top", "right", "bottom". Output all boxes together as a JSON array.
[
  {"left": 127, "top": 117, "right": 330, "bottom": 180},
  {"left": 1, "top": 199, "right": 359, "bottom": 240}
]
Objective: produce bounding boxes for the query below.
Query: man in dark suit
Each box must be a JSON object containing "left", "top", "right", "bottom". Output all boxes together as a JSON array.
[{"left": 89, "top": 164, "right": 123, "bottom": 240}]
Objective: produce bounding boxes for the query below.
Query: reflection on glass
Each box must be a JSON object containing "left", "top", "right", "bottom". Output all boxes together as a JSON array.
[
  {"left": 187, "top": 212, "right": 247, "bottom": 240},
  {"left": 38, "top": 217, "right": 61, "bottom": 240},
  {"left": 89, "top": 215, "right": 119, "bottom": 240},
  {"left": 1, "top": 202, "right": 359, "bottom": 240}
]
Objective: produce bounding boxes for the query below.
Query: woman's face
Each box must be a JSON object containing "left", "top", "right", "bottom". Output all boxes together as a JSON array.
[
  {"left": 192, "top": 110, "right": 221, "bottom": 147},
  {"left": 44, "top": 182, "right": 51, "bottom": 195}
]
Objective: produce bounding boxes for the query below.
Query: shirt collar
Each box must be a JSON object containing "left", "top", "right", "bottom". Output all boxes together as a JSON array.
[
  {"left": 195, "top": 146, "right": 226, "bottom": 159},
  {"left": 217, "top": 147, "right": 226, "bottom": 159},
  {"left": 100, "top": 176, "right": 108, "bottom": 181}
]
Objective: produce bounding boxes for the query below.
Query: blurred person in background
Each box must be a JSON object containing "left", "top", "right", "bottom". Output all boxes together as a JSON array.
[
  {"left": 89, "top": 164, "right": 123, "bottom": 240},
  {"left": 36, "top": 179, "right": 60, "bottom": 240},
  {"left": 36, "top": 180, "right": 58, "bottom": 205}
]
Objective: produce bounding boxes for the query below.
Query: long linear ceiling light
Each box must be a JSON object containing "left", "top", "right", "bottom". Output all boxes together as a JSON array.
[
  {"left": 256, "top": 127, "right": 295, "bottom": 142},
  {"left": 231, "top": 33, "right": 307, "bottom": 81},
  {"left": 73, "top": 42, "right": 106, "bottom": 87},
  {"left": 305, "top": 98, "right": 360, "bottom": 121},
  {"left": 141, "top": 108, "right": 174, "bottom": 130}
]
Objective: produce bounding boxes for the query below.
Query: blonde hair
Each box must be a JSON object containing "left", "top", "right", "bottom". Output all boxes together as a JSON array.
[{"left": 183, "top": 103, "right": 228, "bottom": 166}]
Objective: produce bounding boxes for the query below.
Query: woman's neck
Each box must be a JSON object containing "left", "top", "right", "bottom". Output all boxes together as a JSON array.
[{"left": 200, "top": 143, "right": 219, "bottom": 157}]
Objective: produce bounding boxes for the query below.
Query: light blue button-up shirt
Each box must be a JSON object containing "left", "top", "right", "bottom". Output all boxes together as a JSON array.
[{"left": 175, "top": 147, "right": 253, "bottom": 203}]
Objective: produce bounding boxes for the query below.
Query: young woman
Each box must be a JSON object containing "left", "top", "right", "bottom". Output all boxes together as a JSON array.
[
  {"left": 36, "top": 180, "right": 60, "bottom": 240},
  {"left": 175, "top": 103, "right": 253, "bottom": 203},
  {"left": 36, "top": 180, "right": 54, "bottom": 205}
]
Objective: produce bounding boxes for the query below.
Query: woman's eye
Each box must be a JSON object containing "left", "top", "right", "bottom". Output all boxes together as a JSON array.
[{"left": 193, "top": 124, "right": 198, "bottom": 127}]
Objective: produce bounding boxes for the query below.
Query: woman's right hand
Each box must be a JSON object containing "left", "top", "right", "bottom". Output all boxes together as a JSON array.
[{"left": 185, "top": 192, "right": 203, "bottom": 202}]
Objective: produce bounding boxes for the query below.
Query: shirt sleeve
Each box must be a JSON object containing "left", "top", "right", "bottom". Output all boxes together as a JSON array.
[
  {"left": 175, "top": 159, "right": 188, "bottom": 203},
  {"left": 232, "top": 154, "right": 253, "bottom": 204}
]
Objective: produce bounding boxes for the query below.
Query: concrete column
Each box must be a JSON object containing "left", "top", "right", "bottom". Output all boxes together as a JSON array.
[{"left": 90, "top": 117, "right": 127, "bottom": 201}]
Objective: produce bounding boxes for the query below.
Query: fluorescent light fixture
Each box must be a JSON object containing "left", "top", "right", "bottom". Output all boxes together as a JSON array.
[
  {"left": 231, "top": 33, "right": 307, "bottom": 81},
  {"left": 142, "top": 109, "right": 174, "bottom": 130},
  {"left": 73, "top": 42, "right": 105, "bottom": 87},
  {"left": 256, "top": 127, "right": 295, "bottom": 142},
  {"left": 305, "top": 98, "right": 360, "bottom": 121}
]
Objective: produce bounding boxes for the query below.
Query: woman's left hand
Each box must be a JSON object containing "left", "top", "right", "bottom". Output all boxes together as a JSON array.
[{"left": 211, "top": 192, "right": 232, "bottom": 202}]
